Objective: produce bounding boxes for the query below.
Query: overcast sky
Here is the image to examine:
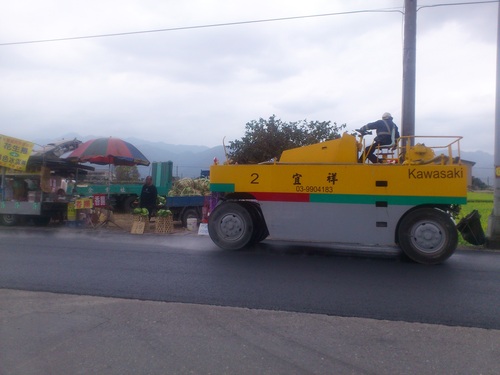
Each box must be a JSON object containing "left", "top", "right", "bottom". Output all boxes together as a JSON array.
[{"left": 0, "top": 0, "right": 497, "bottom": 153}]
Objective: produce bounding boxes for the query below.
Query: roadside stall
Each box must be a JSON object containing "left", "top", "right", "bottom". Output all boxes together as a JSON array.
[
  {"left": 65, "top": 137, "right": 150, "bottom": 231},
  {"left": 0, "top": 135, "right": 94, "bottom": 226}
]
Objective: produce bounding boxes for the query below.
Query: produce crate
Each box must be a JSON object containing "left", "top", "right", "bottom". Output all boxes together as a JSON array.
[
  {"left": 155, "top": 216, "right": 173, "bottom": 234},
  {"left": 131, "top": 215, "right": 150, "bottom": 234}
]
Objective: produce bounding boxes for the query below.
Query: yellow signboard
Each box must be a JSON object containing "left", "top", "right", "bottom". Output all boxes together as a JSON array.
[{"left": 0, "top": 134, "right": 34, "bottom": 171}]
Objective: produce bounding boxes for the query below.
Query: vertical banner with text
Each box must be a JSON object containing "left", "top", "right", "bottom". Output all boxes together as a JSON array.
[{"left": 0, "top": 134, "right": 34, "bottom": 171}]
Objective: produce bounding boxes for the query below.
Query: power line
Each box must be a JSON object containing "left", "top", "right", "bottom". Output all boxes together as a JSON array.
[
  {"left": 418, "top": 0, "right": 498, "bottom": 11},
  {"left": 0, "top": 0, "right": 497, "bottom": 47},
  {"left": 0, "top": 7, "right": 404, "bottom": 47}
]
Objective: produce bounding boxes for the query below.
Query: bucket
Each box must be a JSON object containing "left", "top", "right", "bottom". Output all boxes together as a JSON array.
[
  {"left": 186, "top": 218, "right": 198, "bottom": 231},
  {"left": 457, "top": 210, "right": 486, "bottom": 246}
]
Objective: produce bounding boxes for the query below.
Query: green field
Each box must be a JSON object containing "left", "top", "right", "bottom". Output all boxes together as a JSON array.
[{"left": 458, "top": 191, "right": 493, "bottom": 246}]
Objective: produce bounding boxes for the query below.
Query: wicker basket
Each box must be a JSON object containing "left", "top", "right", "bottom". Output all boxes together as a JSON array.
[{"left": 155, "top": 216, "right": 173, "bottom": 234}]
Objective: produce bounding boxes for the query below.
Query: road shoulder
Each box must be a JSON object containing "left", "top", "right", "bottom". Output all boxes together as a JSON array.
[{"left": 1, "top": 289, "right": 498, "bottom": 375}]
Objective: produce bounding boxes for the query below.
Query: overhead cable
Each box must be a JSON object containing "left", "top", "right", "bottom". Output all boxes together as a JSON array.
[
  {"left": 0, "top": 8, "right": 404, "bottom": 46},
  {"left": 1, "top": 0, "right": 497, "bottom": 47}
]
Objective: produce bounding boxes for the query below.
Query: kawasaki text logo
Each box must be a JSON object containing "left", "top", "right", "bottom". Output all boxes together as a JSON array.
[{"left": 408, "top": 168, "right": 463, "bottom": 179}]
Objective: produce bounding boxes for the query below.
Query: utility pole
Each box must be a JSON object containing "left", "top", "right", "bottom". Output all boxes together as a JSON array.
[
  {"left": 487, "top": 2, "right": 500, "bottom": 248},
  {"left": 401, "top": 0, "right": 417, "bottom": 143}
]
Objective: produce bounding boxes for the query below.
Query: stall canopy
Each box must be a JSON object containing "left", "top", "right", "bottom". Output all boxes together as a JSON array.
[{"left": 65, "top": 137, "right": 150, "bottom": 167}]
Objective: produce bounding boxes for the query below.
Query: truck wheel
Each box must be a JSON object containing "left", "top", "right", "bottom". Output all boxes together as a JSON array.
[
  {"left": 208, "top": 202, "right": 254, "bottom": 250},
  {"left": 0, "top": 214, "right": 18, "bottom": 226},
  {"left": 241, "top": 202, "right": 269, "bottom": 244},
  {"left": 182, "top": 208, "right": 199, "bottom": 228},
  {"left": 398, "top": 208, "right": 457, "bottom": 265}
]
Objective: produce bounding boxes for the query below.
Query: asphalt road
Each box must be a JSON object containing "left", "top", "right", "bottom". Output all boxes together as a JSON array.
[
  {"left": 1, "top": 226, "right": 499, "bottom": 330},
  {"left": 1, "top": 227, "right": 500, "bottom": 374}
]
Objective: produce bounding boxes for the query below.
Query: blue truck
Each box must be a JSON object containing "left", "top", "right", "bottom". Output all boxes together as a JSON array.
[{"left": 164, "top": 194, "right": 207, "bottom": 227}]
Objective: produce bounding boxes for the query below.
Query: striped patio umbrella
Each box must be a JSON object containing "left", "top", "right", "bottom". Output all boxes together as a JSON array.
[{"left": 66, "top": 137, "right": 150, "bottom": 166}]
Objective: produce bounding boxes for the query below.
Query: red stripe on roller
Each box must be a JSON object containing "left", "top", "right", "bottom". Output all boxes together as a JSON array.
[{"left": 252, "top": 192, "right": 310, "bottom": 202}]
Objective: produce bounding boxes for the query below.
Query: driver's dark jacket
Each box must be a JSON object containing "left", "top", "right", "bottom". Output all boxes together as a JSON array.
[{"left": 361, "top": 119, "right": 400, "bottom": 145}]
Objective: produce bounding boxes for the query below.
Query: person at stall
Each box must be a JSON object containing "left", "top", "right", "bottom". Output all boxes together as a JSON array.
[
  {"left": 140, "top": 176, "right": 158, "bottom": 221},
  {"left": 56, "top": 188, "right": 66, "bottom": 201}
]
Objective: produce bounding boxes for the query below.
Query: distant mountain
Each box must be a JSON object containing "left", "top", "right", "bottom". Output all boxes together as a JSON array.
[
  {"left": 136, "top": 143, "right": 226, "bottom": 178},
  {"left": 461, "top": 150, "right": 494, "bottom": 185}
]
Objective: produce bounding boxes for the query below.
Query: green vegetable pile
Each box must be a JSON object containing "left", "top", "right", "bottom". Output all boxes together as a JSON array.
[
  {"left": 157, "top": 195, "right": 166, "bottom": 205},
  {"left": 156, "top": 209, "right": 172, "bottom": 217},
  {"left": 132, "top": 208, "right": 149, "bottom": 216},
  {"left": 167, "top": 178, "right": 210, "bottom": 197}
]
